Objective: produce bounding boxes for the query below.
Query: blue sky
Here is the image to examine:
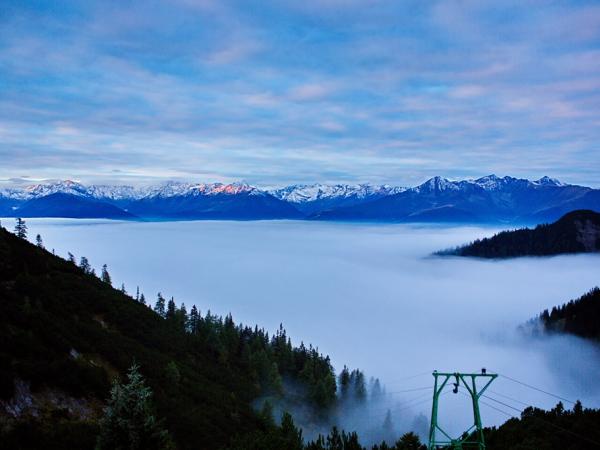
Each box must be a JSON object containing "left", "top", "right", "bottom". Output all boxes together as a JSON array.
[{"left": 1, "top": 0, "right": 599, "bottom": 187}]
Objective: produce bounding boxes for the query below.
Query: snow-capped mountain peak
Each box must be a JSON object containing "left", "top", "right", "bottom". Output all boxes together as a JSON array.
[
  {"left": 270, "top": 183, "right": 405, "bottom": 203},
  {"left": 533, "top": 176, "right": 564, "bottom": 187},
  {"left": 86, "top": 184, "right": 148, "bottom": 200},
  {"left": 413, "top": 176, "right": 460, "bottom": 193},
  {"left": 145, "top": 181, "right": 260, "bottom": 198},
  {"left": 0, "top": 180, "right": 90, "bottom": 200}
]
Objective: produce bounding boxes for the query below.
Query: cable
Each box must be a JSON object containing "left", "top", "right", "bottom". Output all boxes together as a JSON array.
[
  {"left": 386, "top": 386, "right": 432, "bottom": 395},
  {"left": 383, "top": 371, "right": 432, "bottom": 385},
  {"left": 479, "top": 399, "right": 518, "bottom": 418},
  {"left": 488, "top": 389, "right": 533, "bottom": 408},
  {"left": 455, "top": 391, "right": 516, "bottom": 417},
  {"left": 498, "top": 373, "right": 576, "bottom": 405},
  {"left": 482, "top": 395, "right": 524, "bottom": 414},
  {"left": 359, "top": 388, "right": 450, "bottom": 418}
]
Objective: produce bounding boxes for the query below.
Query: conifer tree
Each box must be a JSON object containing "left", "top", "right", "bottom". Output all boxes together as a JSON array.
[
  {"left": 279, "top": 412, "right": 304, "bottom": 450},
  {"left": 68, "top": 252, "right": 76, "bottom": 264},
  {"left": 154, "top": 293, "right": 166, "bottom": 318},
  {"left": 259, "top": 400, "right": 274, "bottom": 425},
  {"left": 166, "top": 297, "right": 176, "bottom": 320},
  {"left": 14, "top": 218, "right": 27, "bottom": 239},
  {"left": 79, "top": 256, "right": 92, "bottom": 274},
  {"left": 394, "top": 432, "right": 423, "bottom": 450},
  {"left": 139, "top": 293, "right": 146, "bottom": 305},
  {"left": 371, "top": 378, "right": 383, "bottom": 402},
  {"left": 101, "top": 264, "right": 112, "bottom": 285},
  {"left": 176, "top": 303, "right": 188, "bottom": 332},
  {"left": 135, "top": 286, "right": 140, "bottom": 302},
  {"left": 35, "top": 234, "right": 44, "bottom": 249},
  {"left": 120, "top": 283, "right": 127, "bottom": 294},
  {"left": 326, "top": 427, "right": 343, "bottom": 450},
  {"left": 352, "top": 369, "right": 367, "bottom": 402},
  {"left": 382, "top": 409, "right": 395, "bottom": 443},
  {"left": 339, "top": 366, "right": 351, "bottom": 400},
  {"left": 189, "top": 305, "right": 199, "bottom": 333},
  {"left": 96, "top": 363, "right": 174, "bottom": 450}
]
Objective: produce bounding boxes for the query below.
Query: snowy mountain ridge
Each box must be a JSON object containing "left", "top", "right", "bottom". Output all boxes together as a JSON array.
[
  {"left": 0, "top": 175, "right": 570, "bottom": 202},
  {"left": 269, "top": 183, "right": 406, "bottom": 203},
  {"left": 410, "top": 175, "right": 566, "bottom": 194},
  {"left": 0, "top": 180, "right": 262, "bottom": 200},
  {"left": 1, "top": 175, "right": 596, "bottom": 223}
]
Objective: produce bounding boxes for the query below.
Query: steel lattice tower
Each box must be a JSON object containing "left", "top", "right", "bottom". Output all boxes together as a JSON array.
[{"left": 428, "top": 370, "right": 497, "bottom": 450}]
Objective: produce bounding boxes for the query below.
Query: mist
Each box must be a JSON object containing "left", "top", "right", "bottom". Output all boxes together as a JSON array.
[{"left": 16, "top": 218, "right": 600, "bottom": 442}]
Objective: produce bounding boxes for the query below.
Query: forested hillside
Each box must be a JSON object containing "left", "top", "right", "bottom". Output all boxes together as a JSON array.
[
  {"left": 534, "top": 288, "right": 600, "bottom": 341},
  {"left": 0, "top": 223, "right": 427, "bottom": 450},
  {"left": 484, "top": 401, "right": 600, "bottom": 449},
  {"left": 438, "top": 210, "right": 600, "bottom": 258}
]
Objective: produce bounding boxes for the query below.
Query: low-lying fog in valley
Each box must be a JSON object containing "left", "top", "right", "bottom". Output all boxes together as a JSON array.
[{"left": 16, "top": 218, "right": 600, "bottom": 443}]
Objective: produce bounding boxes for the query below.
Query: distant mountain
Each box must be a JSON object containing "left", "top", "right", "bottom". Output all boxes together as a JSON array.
[
  {"left": 269, "top": 183, "right": 405, "bottom": 214},
  {"left": 126, "top": 182, "right": 301, "bottom": 220},
  {"left": 0, "top": 196, "right": 20, "bottom": 216},
  {"left": 1, "top": 176, "right": 599, "bottom": 222},
  {"left": 1, "top": 181, "right": 301, "bottom": 220},
  {"left": 438, "top": 210, "right": 600, "bottom": 258},
  {"left": 312, "top": 175, "right": 598, "bottom": 223},
  {"left": 16, "top": 193, "right": 137, "bottom": 219}
]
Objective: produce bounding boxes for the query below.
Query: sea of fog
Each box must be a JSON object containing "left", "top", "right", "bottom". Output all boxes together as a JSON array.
[{"left": 13, "top": 218, "right": 600, "bottom": 441}]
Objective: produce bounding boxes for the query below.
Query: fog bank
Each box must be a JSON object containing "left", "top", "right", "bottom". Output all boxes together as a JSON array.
[{"left": 17, "top": 218, "right": 600, "bottom": 439}]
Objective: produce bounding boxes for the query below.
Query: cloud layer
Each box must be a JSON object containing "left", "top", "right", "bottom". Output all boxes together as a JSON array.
[{"left": 2, "top": 0, "right": 599, "bottom": 186}]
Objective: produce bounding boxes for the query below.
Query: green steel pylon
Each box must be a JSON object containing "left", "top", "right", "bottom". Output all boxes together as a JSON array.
[{"left": 428, "top": 370, "right": 497, "bottom": 450}]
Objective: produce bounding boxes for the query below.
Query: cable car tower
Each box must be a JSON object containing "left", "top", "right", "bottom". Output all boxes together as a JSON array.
[{"left": 428, "top": 369, "right": 497, "bottom": 450}]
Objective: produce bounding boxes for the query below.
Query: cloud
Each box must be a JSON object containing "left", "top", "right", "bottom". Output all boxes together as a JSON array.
[
  {"left": 288, "top": 83, "right": 336, "bottom": 101},
  {"left": 0, "top": 0, "right": 599, "bottom": 187}
]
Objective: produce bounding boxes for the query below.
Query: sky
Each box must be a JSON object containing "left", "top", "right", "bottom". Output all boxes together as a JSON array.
[{"left": 1, "top": 0, "right": 600, "bottom": 188}]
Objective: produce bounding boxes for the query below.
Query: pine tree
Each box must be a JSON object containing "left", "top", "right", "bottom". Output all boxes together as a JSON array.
[
  {"left": 382, "top": 409, "right": 395, "bottom": 443},
  {"left": 166, "top": 297, "right": 176, "bottom": 320},
  {"left": 135, "top": 286, "right": 140, "bottom": 302},
  {"left": 139, "top": 293, "right": 146, "bottom": 305},
  {"left": 394, "top": 432, "right": 423, "bottom": 450},
  {"left": 79, "top": 256, "right": 92, "bottom": 274},
  {"left": 279, "top": 412, "right": 304, "bottom": 450},
  {"left": 14, "top": 218, "right": 27, "bottom": 239},
  {"left": 96, "top": 363, "right": 174, "bottom": 450},
  {"left": 164, "top": 361, "right": 181, "bottom": 387},
  {"left": 339, "top": 366, "right": 351, "bottom": 400},
  {"left": 176, "top": 303, "right": 188, "bottom": 332},
  {"left": 189, "top": 305, "right": 199, "bottom": 333},
  {"left": 101, "top": 264, "right": 112, "bottom": 285},
  {"left": 371, "top": 378, "right": 383, "bottom": 402},
  {"left": 35, "top": 234, "right": 44, "bottom": 249},
  {"left": 154, "top": 293, "right": 166, "bottom": 318},
  {"left": 259, "top": 400, "right": 274, "bottom": 425},
  {"left": 341, "top": 431, "right": 362, "bottom": 450},
  {"left": 326, "top": 427, "right": 343, "bottom": 450},
  {"left": 68, "top": 252, "right": 76, "bottom": 264},
  {"left": 120, "top": 283, "right": 127, "bottom": 295},
  {"left": 352, "top": 369, "right": 367, "bottom": 402}
]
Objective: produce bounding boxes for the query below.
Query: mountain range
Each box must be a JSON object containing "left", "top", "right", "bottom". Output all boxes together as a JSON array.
[{"left": 1, "top": 175, "right": 599, "bottom": 223}]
